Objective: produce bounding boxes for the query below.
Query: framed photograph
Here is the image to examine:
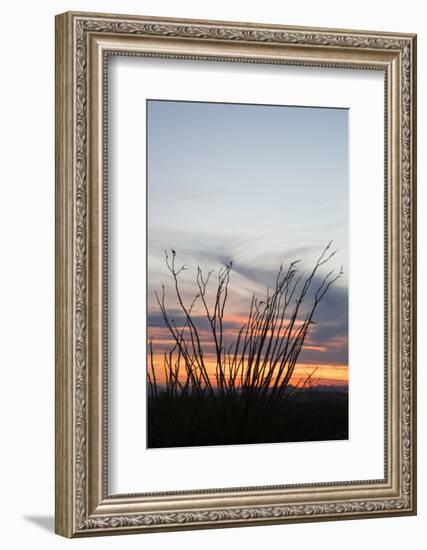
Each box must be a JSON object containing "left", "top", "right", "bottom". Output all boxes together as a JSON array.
[{"left": 55, "top": 11, "right": 417, "bottom": 537}]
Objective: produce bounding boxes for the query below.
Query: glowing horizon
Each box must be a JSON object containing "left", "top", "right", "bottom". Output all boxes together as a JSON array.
[{"left": 148, "top": 350, "right": 348, "bottom": 388}]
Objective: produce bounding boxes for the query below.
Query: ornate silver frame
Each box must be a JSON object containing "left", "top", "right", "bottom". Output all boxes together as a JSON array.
[{"left": 55, "top": 11, "right": 417, "bottom": 537}]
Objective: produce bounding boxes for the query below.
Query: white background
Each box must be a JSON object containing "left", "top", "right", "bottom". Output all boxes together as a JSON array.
[
  {"left": 0, "top": 1, "right": 424, "bottom": 548},
  {"left": 110, "top": 59, "right": 385, "bottom": 493}
]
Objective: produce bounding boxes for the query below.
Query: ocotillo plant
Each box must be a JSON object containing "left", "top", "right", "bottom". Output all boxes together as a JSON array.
[{"left": 147, "top": 243, "right": 343, "bottom": 444}]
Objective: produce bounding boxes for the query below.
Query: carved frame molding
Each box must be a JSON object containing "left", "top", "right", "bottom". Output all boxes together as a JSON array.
[{"left": 55, "top": 12, "right": 416, "bottom": 537}]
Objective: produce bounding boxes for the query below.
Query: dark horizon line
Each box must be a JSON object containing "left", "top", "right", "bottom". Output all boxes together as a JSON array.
[{"left": 147, "top": 382, "right": 348, "bottom": 393}]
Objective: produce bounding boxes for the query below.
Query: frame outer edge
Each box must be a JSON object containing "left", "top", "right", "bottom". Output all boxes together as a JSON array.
[
  {"left": 55, "top": 12, "right": 76, "bottom": 538},
  {"left": 61, "top": 10, "right": 417, "bottom": 40},
  {"left": 409, "top": 34, "right": 417, "bottom": 514}
]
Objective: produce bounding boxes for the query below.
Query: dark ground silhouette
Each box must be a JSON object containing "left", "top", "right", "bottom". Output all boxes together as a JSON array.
[{"left": 147, "top": 387, "right": 348, "bottom": 448}]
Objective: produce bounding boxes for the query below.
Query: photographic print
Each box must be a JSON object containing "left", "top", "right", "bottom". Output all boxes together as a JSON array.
[{"left": 147, "top": 99, "right": 349, "bottom": 449}]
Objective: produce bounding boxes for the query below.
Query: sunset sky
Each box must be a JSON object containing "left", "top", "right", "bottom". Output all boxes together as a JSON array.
[{"left": 147, "top": 99, "right": 348, "bottom": 388}]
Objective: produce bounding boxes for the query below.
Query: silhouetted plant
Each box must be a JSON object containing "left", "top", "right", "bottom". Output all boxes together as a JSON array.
[{"left": 147, "top": 243, "right": 344, "bottom": 446}]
